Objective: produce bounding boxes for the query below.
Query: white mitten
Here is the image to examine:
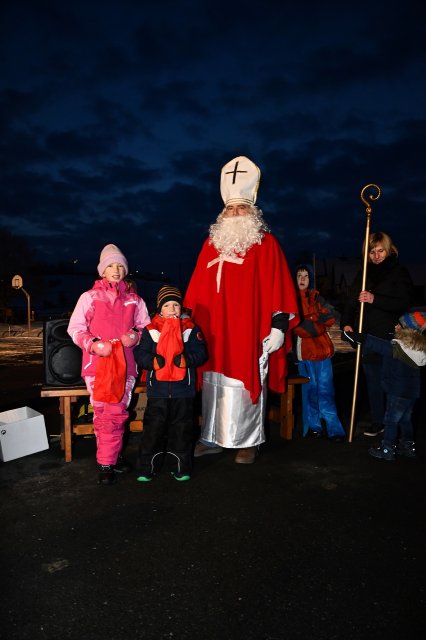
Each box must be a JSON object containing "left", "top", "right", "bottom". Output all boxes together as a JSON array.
[
  {"left": 91, "top": 340, "right": 112, "bottom": 357},
  {"left": 263, "top": 328, "right": 284, "bottom": 354}
]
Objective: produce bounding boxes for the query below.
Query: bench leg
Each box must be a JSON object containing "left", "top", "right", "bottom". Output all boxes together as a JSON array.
[
  {"left": 280, "top": 386, "right": 295, "bottom": 440},
  {"left": 59, "top": 397, "right": 73, "bottom": 462}
]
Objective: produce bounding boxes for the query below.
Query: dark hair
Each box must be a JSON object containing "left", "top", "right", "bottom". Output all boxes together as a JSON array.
[{"left": 295, "top": 264, "right": 314, "bottom": 289}]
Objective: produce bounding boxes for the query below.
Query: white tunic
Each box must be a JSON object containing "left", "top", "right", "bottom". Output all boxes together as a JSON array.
[{"left": 200, "top": 353, "right": 269, "bottom": 448}]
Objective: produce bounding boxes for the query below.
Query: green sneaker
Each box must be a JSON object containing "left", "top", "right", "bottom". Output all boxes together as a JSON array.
[
  {"left": 171, "top": 472, "right": 191, "bottom": 482},
  {"left": 136, "top": 474, "right": 153, "bottom": 482}
]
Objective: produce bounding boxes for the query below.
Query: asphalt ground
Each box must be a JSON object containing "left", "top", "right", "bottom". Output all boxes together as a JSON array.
[{"left": 1, "top": 337, "right": 425, "bottom": 640}]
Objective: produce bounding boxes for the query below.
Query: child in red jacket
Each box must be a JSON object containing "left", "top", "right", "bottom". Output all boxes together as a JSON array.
[
  {"left": 134, "top": 285, "right": 207, "bottom": 482},
  {"left": 293, "top": 265, "right": 345, "bottom": 441}
]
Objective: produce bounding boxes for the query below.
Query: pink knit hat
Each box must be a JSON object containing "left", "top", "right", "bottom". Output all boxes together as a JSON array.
[{"left": 97, "top": 244, "right": 129, "bottom": 276}]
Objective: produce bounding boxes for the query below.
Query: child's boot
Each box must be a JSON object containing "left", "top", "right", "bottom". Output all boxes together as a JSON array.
[
  {"left": 98, "top": 464, "right": 117, "bottom": 485},
  {"left": 114, "top": 454, "right": 132, "bottom": 474},
  {"left": 368, "top": 441, "right": 396, "bottom": 461},
  {"left": 396, "top": 440, "right": 416, "bottom": 458},
  {"left": 171, "top": 471, "right": 191, "bottom": 482},
  {"left": 136, "top": 472, "right": 153, "bottom": 482}
]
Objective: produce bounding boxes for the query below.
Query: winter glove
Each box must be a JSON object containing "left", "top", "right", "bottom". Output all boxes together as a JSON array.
[
  {"left": 91, "top": 340, "right": 112, "bottom": 357},
  {"left": 153, "top": 354, "right": 166, "bottom": 370},
  {"left": 174, "top": 348, "right": 197, "bottom": 367},
  {"left": 341, "top": 330, "right": 357, "bottom": 349},
  {"left": 317, "top": 312, "right": 334, "bottom": 324},
  {"left": 120, "top": 329, "right": 139, "bottom": 348},
  {"left": 271, "top": 312, "right": 289, "bottom": 332},
  {"left": 173, "top": 353, "right": 186, "bottom": 368},
  {"left": 263, "top": 327, "right": 285, "bottom": 354}
]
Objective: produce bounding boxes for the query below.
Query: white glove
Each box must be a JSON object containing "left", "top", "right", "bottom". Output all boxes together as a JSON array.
[{"left": 263, "top": 328, "right": 284, "bottom": 354}]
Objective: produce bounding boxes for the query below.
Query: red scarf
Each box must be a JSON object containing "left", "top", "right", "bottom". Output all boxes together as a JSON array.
[
  {"left": 150, "top": 315, "right": 194, "bottom": 382},
  {"left": 93, "top": 340, "right": 126, "bottom": 403}
]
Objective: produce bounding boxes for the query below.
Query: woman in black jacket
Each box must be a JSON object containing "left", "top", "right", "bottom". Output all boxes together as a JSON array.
[{"left": 341, "top": 232, "right": 414, "bottom": 436}]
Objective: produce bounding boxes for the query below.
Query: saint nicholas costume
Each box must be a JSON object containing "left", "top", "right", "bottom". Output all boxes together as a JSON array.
[{"left": 184, "top": 156, "right": 298, "bottom": 449}]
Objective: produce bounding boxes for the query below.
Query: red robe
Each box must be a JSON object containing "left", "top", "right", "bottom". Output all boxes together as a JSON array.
[{"left": 184, "top": 232, "right": 299, "bottom": 403}]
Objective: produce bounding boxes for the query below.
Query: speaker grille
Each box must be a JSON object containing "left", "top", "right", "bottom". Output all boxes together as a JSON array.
[{"left": 43, "top": 319, "right": 84, "bottom": 387}]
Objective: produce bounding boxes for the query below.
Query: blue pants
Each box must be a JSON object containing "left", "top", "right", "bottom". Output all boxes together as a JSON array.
[
  {"left": 362, "top": 358, "right": 386, "bottom": 425},
  {"left": 383, "top": 395, "right": 415, "bottom": 447},
  {"left": 298, "top": 359, "right": 346, "bottom": 438}
]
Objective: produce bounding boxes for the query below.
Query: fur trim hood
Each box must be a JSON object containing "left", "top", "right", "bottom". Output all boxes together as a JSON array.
[{"left": 392, "top": 328, "right": 426, "bottom": 367}]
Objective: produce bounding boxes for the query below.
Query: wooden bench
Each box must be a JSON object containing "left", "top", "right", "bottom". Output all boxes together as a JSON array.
[
  {"left": 267, "top": 375, "right": 309, "bottom": 440},
  {"left": 41, "top": 375, "right": 308, "bottom": 462},
  {"left": 40, "top": 384, "right": 146, "bottom": 463}
]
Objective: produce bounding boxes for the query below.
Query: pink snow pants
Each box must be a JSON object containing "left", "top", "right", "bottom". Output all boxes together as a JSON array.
[{"left": 84, "top": 375, "right": 135, "bottom": 465}]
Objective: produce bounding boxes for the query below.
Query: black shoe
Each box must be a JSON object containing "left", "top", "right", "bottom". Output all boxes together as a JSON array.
[
  {"left": 343, "top": 330, "right": 365, "bottom": 346},
  {"left": 114, "top": 455, "right": 132, "bottom": 474},
  {"left": 329, "top": 435, "right": 345, "bottom": 443},
  {"left": 98, "top": 464, "right": 117, "bottom": 485},
  {"left": 396, "top": 440, "right": 416, "bottom": 458},
  {"left": 368, "top": 442, "right": 395, "bottom": 461},
  {"left": 364, "top": 423, "right": 384, "bottom": 437},
  {"left": 307, "top": 429, "right": 322, "bottom": 438}
]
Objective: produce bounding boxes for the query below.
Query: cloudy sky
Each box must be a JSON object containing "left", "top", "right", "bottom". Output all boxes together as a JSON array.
[{"left": 1, "top": 0, "right": 425, "bottom": 286}]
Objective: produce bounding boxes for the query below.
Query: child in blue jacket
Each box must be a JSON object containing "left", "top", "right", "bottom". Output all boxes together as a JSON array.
[{"left": 133, "top": 285, "right": 207, "bottom": 481}]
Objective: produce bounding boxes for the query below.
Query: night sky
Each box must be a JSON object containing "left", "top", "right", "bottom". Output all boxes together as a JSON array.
[{"left": 1, "top": 0, "right": 425, "bottom": 286}]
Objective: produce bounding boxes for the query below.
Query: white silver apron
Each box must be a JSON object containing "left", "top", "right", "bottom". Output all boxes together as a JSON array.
[{"left": 201, "top": 352, "right": 269, "bottom": 448}]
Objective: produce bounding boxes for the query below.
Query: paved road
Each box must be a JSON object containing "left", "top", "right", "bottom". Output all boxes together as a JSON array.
[{"left": 1, "top": 337, "right": 425, "bottom": 640}]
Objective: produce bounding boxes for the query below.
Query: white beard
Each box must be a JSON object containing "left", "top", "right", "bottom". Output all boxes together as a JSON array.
[{"left": 209, "top": 213, "right": 268, "bottom": 257}]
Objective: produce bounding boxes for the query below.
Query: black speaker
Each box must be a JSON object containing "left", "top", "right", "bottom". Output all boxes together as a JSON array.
[{"left": 43, "top": 319, "right": 85, "bottom": 386}]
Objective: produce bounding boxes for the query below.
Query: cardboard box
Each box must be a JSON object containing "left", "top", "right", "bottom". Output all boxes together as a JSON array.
[{"left": 0, "top": 407, "right": 49, "bottom": 462}]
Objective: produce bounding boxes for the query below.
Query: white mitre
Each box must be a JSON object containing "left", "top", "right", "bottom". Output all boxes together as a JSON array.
[{"left": 220, "top": 156, "right": 261, "bottom": 206}]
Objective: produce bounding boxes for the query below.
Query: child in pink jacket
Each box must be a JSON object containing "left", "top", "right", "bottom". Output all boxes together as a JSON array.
[{"left": 68, "top": 244, "right": 150, "bottom": 485}]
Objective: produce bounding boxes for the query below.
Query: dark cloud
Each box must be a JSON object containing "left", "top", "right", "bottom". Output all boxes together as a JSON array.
[
  {"left": 0, "top": 89, "right": 46, "bottom": 130},
  {"left": 45, "top": 129, "right": 114, "bottom": 158},
  {"left": 141, "top": 81, "right": 209, "bottom": 117},
  {"left": 0, "top": 0, "right": 425, "bottom": 295}
]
